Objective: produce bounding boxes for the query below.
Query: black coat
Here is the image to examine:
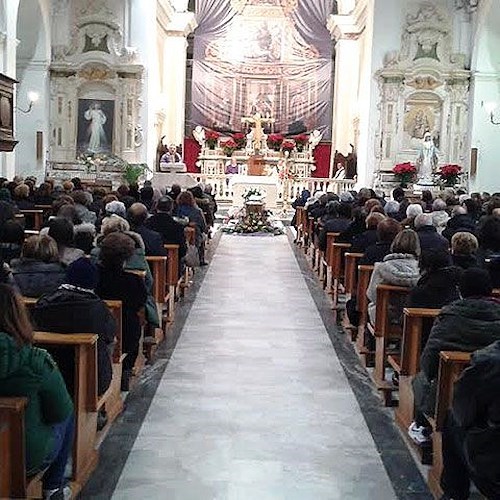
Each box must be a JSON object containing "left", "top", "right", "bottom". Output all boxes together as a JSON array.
[
  {"left": 413, "top": 297, "right": 500, "bottom": 415},
  {"left": 408, "top": 267, "right": 461, "bottom": 310},
  {"left": 452, "top": 253, "right": 478, "bottom": 270},
  {"left": 442, "top": 214, "right": 476, "bottom": 242},
  {"left": 33, "top": 287, "right": 116, "bottom": 396},
  {"left": 145, "top": 213, "right": 187, "bottom": 259},
  {"left": 318, "top": 217, "right": 351, "bottom": 251},
  {"left": 361, "top": 241, "right": 392, "bottom": 265},
  {"left": 131, "top": 224, "right": 167, "bottom": 256},
  {"left": 416, "top": 225, "right": 449, "bottom": 252},
  {"left": 452, "top": 340, "right": 500, "bottom": 488},
  {"left": 351, "top": 229, "right": 378, "bottom": 253},
  {"left": 11, "top": 259, "right": 66, "bottom": 297}
]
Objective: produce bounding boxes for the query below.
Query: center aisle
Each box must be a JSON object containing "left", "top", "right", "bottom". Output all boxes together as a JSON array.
[{"left": 112, "top": 235, "right": 397, "bottom": 499}]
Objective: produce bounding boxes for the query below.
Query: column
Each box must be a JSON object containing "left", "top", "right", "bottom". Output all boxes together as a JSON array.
[
  {"left": 327, "top": 13, "right": 362, "bottom": 168},
  {"left": 162, "top": 12, "right": 197, "bottom": 146}
]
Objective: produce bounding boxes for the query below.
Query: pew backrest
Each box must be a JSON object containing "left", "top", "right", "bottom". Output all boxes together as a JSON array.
[{"left": 374, "top": 284, "right": 411, "bottom": 338}]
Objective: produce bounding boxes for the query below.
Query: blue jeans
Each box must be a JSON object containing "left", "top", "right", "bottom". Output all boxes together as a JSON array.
[{"left": 39, "top": 414, "right": 75, "bottom": 490}]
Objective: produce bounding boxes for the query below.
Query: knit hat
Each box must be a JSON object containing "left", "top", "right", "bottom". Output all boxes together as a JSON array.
[
  {"left": 66, "top": 257, "right": 99, "bottom": 290},
  {"left": 105, "top": 200, "right": 126, "bottom": 218}
]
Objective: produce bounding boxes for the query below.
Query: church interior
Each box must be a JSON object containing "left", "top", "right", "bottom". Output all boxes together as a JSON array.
[{"left": 1, "top": 0, "right": 500, "bottom": 499}]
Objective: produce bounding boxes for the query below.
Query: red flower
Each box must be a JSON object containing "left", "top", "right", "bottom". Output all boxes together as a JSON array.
[
  {"left": 221, "top": 139, "right": 237, "bottom": 149},
  {"left": 293, "top": 134, "right": 309, "bottom": 145},
  {"left": 439, "top": 164, "right": 462, "bottom": 177},
  {"left": 393, "top": 162, "right": 417, "bottom": 175},
  {"left": 282, "top": 139, "right": 295, "bottom": 150},
  {"left": 269, "top": 133, "right": 284, "bottom": 143},
  {"left": 205, "top": 130, "right": 221, "bottom": 141}
]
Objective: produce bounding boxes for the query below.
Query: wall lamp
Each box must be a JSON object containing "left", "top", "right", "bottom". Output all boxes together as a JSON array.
[
  {"left": 482, "top": 101, "right": 500, "bottom": 126},
  {"left": 16, "top": 91, "right": 39, "bottom": 114}
]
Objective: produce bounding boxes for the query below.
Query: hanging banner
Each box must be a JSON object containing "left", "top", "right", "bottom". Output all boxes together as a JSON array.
[{"left": 192, "top": 0, "right": 334, "bottom": 137}]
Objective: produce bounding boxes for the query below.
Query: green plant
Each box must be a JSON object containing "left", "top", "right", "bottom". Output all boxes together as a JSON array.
[{"left": 123, "top": 162, "right": 151, "bottom": 185}]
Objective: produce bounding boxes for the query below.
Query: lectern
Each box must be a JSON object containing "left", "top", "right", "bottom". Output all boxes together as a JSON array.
[{"left": 0, "top": 74, "right": 17, "bottom": 152}]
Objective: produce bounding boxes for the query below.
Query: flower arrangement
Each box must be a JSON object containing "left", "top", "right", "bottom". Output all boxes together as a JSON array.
[
  {"left": 77, "top": 152, "right": 123, "bottom": 173},
  {"left": 232, "top": 132, "right": 246, "bottom": 149},
  {"left": 278, "top": 169, "right": 297, "bottom": 181},
  {"left": 205, "top": 130, "right": 220, "bottom": 149},
  {"left": 293, "top": 134, "right": 309, "bottom": 152},
  {"left": 221, "top": 138, "right": 238, "bottom": 157},
  {"left": 222, "top": 212, "right": 284, "bottom": 235},
  {"left": 281, "top": 139, "right": 295, "bottom": 153},
  {"left": 437, "top": 164, "right": 462, "bottom": 186},
  {"left": 242, "top": 187, "right": 264, "bottom": 202},
  {"left": 268, "top": 133, "right": 284, "bottom": 151},
  {"left": 392, "top": 162, "right": 417, "bottom": 187}
]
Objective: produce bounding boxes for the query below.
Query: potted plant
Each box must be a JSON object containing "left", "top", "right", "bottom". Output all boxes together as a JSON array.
[
  {"left": 205, "top": 130, "right": 220, "bottom": 150},
  {"left": 221, "top": 138, "right": 238, "bottom": 157},
  {"left": 268, "top": 133, "right": 284, "bottom": 151},
  {"left": 232, "top": 132, "right": 246, "bottom": 149},
  {"left": 293, "top": 133, "right": 309, "bottom": 152},
  {"left": 123, "top": 162, "right": 151, "bottom": 185},
  {"left": 281, "top": 139, "right": 295, "bottom": 154},
  {"left": 392, "top": 162, "right": 417, "bottom": 188},
  {"left": 437, "top": 164, "right": 462, "bottom": 187}
]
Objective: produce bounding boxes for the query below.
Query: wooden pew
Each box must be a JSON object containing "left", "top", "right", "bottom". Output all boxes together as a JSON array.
[
  {"left": 33, "top": 331, "right": 99, "bottom": 493},
  {"left": 372, "top": 283, "right": 411, "bottom": 406},
  {"left": 394, "top": 308, "right": 441, "bottom": 434},
  {"left": 182, "top": 227, "right": 196, "bottom": 294},
  {"left": 295, "top": 206, "right": 306, "bottom": 246},
  {"left": 355, "top": 265, "right": 374, "bottom": 361},
  {"left": 306, "top": 216, "right": 315, "bottom": 261},
  {"left": 164, "top": 244, "right": 180, "bottom": 322},
  {"left": 323, "top": 232, "right": 340, "bottom": 291},
  {"left": 427, "top": 351, "right": 471, "bottom": 499},
  {"left": 330, "top": 242, "right": 351, "bottom": 307},
  {"left": 19, "top": 209, "right": 44, "bottom": 231},
  {"left": 344, "top": 252, "right": 364, "bottom": 298}
]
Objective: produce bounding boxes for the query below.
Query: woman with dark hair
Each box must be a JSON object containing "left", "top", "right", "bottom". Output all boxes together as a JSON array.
[
  {"left": 175, "top": 190, "right": 208, "bottom": 265},
  {"left": 0, "top": 284, "right": 74, "bottom": 499},
  {"left": 421, "top": 190, "right": 434, "bottom": 212},
  {"left": 10, "top": 235, "right": 66, "bottom": 297},
  {"left": 34, "top": 182, "right": 54, "bottom": 206},
  {"left": 96, "top": 232, "right": 147, "bottom": 391},
  {"left": 47, "top": 217, "right": 85, "bottom": 266}
]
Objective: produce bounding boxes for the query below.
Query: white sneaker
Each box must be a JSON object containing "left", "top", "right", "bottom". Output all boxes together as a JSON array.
[
  {"left": 408, "top": 421, "right": 431, "bottom": 444},
  {"left": 43, "top": 485, "right": 72, "bottom": 500}
]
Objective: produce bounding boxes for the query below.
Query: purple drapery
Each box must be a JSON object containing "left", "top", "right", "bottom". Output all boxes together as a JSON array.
[{"left": 191, "top": 0, "right": 333, "bottom": 137}]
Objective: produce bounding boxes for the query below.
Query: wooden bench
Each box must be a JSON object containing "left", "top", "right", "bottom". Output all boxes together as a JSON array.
[
  {"left": 330, "top": 242, "right": 352, "bottom": 307},
  {"left": 344, "top": 252, "right": 364, "bottom": 298},
  {"left": 323, "top": 232, "right": 340, "bottom": 291},
  {"left": 164, "top": 244, "right": 180, "bottom": 322},
  {"left": 394, "top": 307, "right": 441, "bottom": 434},
  {"left": 372, "top": 283, "right": 411, "bottom": 406},
  {"left": 33, "top": 331, "right": 99, "bottom": 493},
  {"left": 355, "top": 265, "right": 374, "bottom": 361},
  {"left": 19, "top": 210, "right": 44, "bottom": 231},
  {"left": 182, "top": 227, "right": 196, "bottom": 294},
  {"left": 427, "top": 351, "right": 471, "bottom": 499},
  {"left": 295, "top": 206, "right": 307, "bottom": 246}
]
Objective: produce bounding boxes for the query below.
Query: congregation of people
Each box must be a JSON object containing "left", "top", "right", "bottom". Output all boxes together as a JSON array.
[
  {"left": 0, "top": 175, "right": 216, "bottom": 499},
  {"left": 294, "top": 186, "right": 500, "bottom": 500}
]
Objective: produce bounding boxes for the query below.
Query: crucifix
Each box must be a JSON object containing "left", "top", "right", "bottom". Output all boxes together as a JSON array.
[{"left": 241, "top": 112, "right": 275, "bottom": 152}]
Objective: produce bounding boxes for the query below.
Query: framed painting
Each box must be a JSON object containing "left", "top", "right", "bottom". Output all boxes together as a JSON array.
[{"left": 77, "top": 98, "right": 114, "bottom": 154}]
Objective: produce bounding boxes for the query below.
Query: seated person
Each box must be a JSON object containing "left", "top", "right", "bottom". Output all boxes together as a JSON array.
[
  {"left": 361, "top": 218, "right": 402, "bottom": 265},
  {"left": 408, "top": 249, "right": 460, "bottom": 310},
  {"left": 160, "top": 144, "right": 181, "bottom": 163},
  {"left": 477, "top": 216, "right": 500, "bottom": 287},
  {"left": 442, "top": 206, "right": 476, "bottom": 242},
  {"left": 440, "top": 340, "right": 500, "bottom": 500},
  {"left": 414, "top": 213, "right": 449, "bottom": 253},
  {"left": 95, "top": 233, "right": 148, "bottom": 391},
  {"left": 351, "top": 212, "right": 385, "bottom": 253},
  {"left": 11, "top": 235, "right": 66, "bottom": 297},
  {"left": 451, "top": 231, "right": 479, "bottom": 270},
  {"left": 411, "top": 269, "right": 500, "bottom": 444},
  {"left": 225, "top": 157, "right": 240, "bottom": 175},
  {"left": 33, "top": 258, "right": 115, "bottom": 397},
  {"left": 127, "top": 203, "right": 167, "bottom": 256},
  {"left": 401, "top": 203, "right": 423, "bottom": 229},
  {"left": 431, "top": 198, "right": 450, "bottom": 235},
  {"left": 0, "top": 218, "right": 24, "bottom": 263},
  {"left": 366, "top": 229, "right": 420, "bottom": 324},
  {"left": 0, "top": 284, "right": 74, "bottom": 499},
  {"left": 318, "top": 201, "right": 352, "bottom": 251},
  {"left": 47, "top": 217, "right": 85, "bottom": 266},
  {"left": 13, "top": 183, "right": 35, "bottom": 211}
]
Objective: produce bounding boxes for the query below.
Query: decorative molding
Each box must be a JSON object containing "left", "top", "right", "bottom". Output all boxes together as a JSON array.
[
  {"left": 327, "top": 0, "right": 367, "bottom": 41},
  {"left": 164, "top": 12, "right": 198, "bottom": 38}
]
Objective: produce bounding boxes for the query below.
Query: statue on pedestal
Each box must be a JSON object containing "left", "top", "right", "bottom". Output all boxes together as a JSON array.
[
  {"left": 241, "top": 112, "right": 274, "bottom": 153},
  {"left": 416, "top": 131, "right": 439, "bottom": 184}
]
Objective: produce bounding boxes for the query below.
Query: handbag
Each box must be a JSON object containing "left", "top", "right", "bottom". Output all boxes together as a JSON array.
[{"left": 185, "top": 244, "right": 200, "bottom": 268}]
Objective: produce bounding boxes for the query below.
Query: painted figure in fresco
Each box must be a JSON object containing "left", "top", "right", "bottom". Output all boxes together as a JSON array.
[{"left": 85, "top": 102, "right": 108, "bottom": 152}]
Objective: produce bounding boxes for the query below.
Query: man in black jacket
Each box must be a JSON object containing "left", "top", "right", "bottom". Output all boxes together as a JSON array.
[
  {"left": 127, "top": 203, "right": 167, "bottom": 256},
  {"left": 414, "top": 213, "right": 449, "bottom": 253},
  {"left": 440, "top": 341, "right": 500, "bottom": 500},
  {"left": 145, "top": 196, "right": 187, "bottom": 260}
]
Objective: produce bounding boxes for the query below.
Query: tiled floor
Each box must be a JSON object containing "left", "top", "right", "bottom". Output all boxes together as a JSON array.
[{"left": 112, "top": 234, "right": 397, "bottom": 499}]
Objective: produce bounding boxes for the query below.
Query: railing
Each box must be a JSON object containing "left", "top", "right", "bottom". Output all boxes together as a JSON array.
[{"left": 195, "top": 174, "right": 356, "bottom": 204}]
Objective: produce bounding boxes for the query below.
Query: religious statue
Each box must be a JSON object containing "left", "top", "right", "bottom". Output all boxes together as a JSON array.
[
  {"left": 416, "top": 132, "right": 439, "bottom": 183},
  {"left": 84, "top": 102, "right": 108, "bottom": 153},
  {"left": 241, "top": 112, "right": 274, "bottom": 152},
  {"left": 192, "top": 125, "right": 206, "bottom": 148},
  {"left": 308, "top": 130, "right": 323, "bottom": 153}
]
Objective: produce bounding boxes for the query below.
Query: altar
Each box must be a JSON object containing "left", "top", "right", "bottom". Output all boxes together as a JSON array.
[{"left": 230, "top": 175, "right": 279, "bottom": 209}]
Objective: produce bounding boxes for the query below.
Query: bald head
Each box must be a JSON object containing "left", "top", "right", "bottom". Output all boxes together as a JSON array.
[{"left": 127, "top": 202, "right": 148, "bottom": 226}]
